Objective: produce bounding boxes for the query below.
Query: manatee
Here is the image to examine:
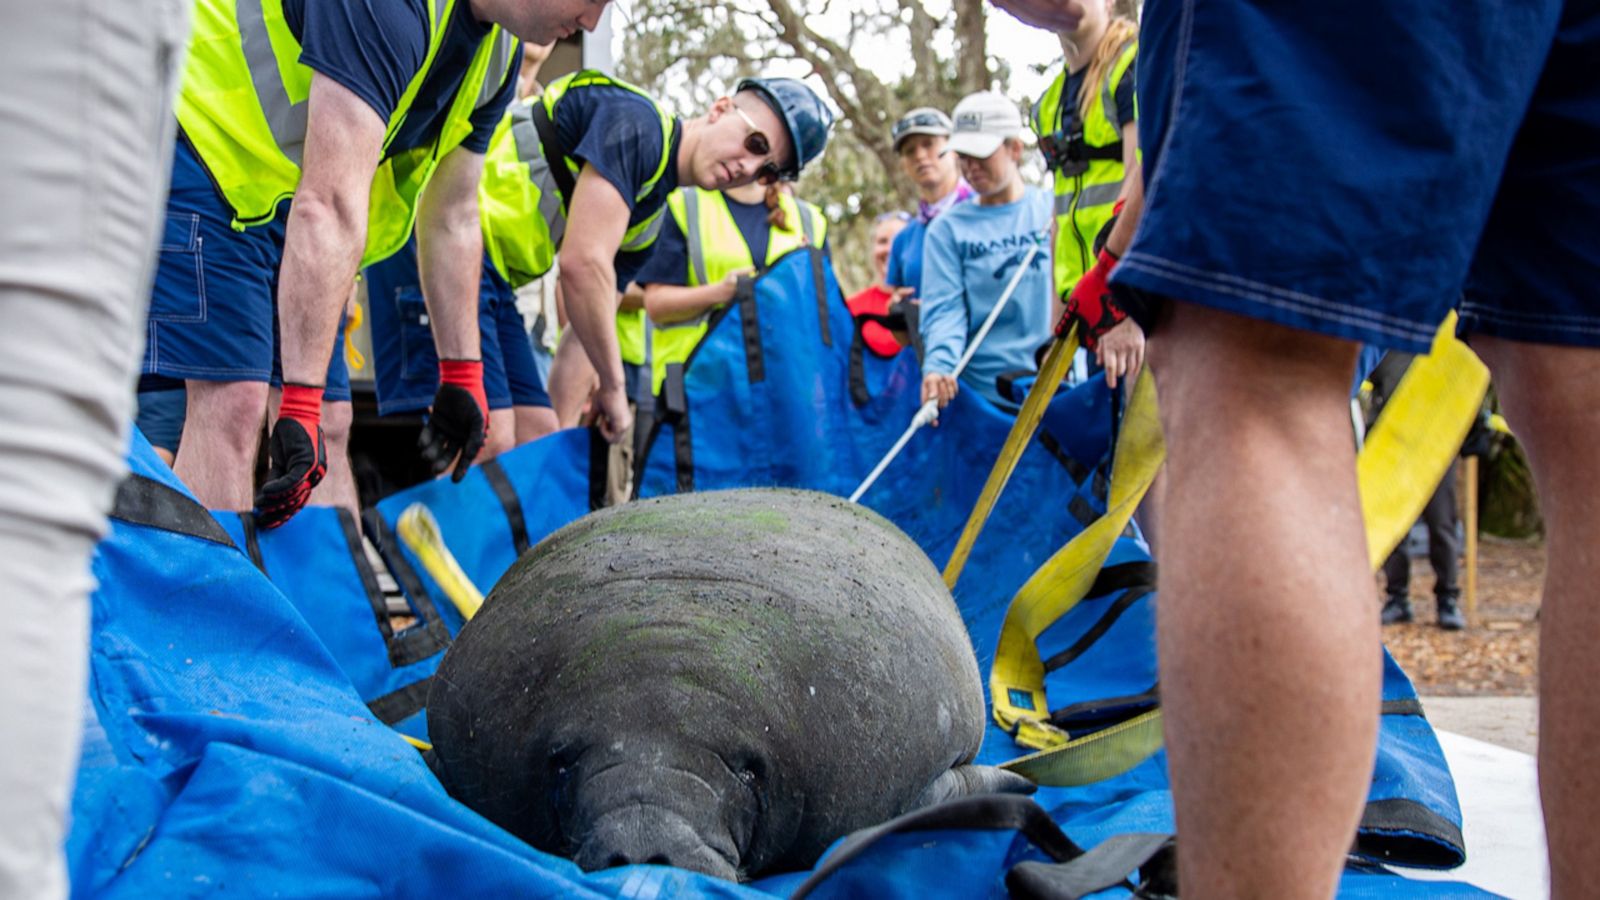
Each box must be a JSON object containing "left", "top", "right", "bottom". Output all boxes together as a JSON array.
[{"left": 425, "top": 487, "right": 1031, "bottom": 881}]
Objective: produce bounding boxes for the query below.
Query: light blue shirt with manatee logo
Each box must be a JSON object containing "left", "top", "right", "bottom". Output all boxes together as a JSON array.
[{"left": 918, "top": 188, "right": 1055, "bottom": 410}]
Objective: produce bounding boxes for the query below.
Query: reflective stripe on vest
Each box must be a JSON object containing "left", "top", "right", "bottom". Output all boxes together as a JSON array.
[
  {"left": 651, "top": 188, "right": 828, "bottom": 394},
  {"left": 1031, "top": 39, "right": 1137, "bottom": 296},
  {"left": 177, "top": 0, "right": 455, "bottom": 229},
  {"left": 479, "top": 71, "right": 676, "bottom": 290},
  {"left": 365, "top": 24, "right": 517, "bottom": 266}
]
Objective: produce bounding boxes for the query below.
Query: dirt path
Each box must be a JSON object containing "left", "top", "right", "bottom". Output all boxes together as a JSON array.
[{"left": 1381, "top": 535, "right": 1542, "bottom": 697}]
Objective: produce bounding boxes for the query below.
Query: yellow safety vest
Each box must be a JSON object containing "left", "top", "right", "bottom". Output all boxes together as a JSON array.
[
  {"left": 1031, "top": 40, "right": 1137, "bottom": 296},
  {"left": 478, "top": 71, "right": 677, "bottom": 366},
  {"left": 650, "top": 188, "right": 826, "bottom": 394},
  {"left": 176, "top": 0, "right": 516, "bottom": 266}
]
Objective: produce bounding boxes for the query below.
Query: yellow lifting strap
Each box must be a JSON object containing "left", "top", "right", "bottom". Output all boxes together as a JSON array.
[
  {"left": 943, "top": 327, "right": 1082, "bottom": 589},
  {"left": 401, "top": 734, "right": 433, "bottom": 752},
  {"left": 396, "top": 502, "right": 485, "bottom": 620},
  {"left": 991, "top": 313, "right": 1489, "bottom": 787}
]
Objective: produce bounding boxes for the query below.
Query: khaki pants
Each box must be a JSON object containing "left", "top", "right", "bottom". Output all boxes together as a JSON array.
[{"left": 0, "top": 2, "right": 188, "bottom": 896}]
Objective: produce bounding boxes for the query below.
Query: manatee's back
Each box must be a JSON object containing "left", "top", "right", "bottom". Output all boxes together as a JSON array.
[{"left": 427, "top": 488, "right": 986, "bottom": 868}]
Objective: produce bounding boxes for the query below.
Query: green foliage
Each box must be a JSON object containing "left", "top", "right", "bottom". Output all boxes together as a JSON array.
[{"left": 614, "top": 0, "right": 1008, "bottom": 291}]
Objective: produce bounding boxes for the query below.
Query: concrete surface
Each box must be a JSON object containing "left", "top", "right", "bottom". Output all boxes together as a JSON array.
[
  {"left": 1404, "top": 730, "right": 1547, "bottom": 899},
  {"left": 1421, "top": 696, "right": 1538, "bottom": 755}
]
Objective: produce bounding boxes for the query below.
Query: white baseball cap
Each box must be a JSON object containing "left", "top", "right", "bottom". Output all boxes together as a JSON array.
[{"left": 947, "top": 90, "right": 1026, "bottom": 159}]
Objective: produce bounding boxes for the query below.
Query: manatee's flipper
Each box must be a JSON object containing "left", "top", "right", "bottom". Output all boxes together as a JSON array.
[{"left": 913, "top": 765, "right": 1038, "bottom": 808}]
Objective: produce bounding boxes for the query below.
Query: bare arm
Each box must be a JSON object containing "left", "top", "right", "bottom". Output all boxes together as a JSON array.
[
  {"left": 415, "top": 144, "right": 486, "bottom": 362},
  {"left": 642, "top": 269, "right": 754, "bottom": 325},
  {"left": 277, "top": 74, "right": 385, "bottom": 385},
  {"left": 558, "top": 165, "right": 633, "bottom": 441},
  {"left": 1104, "top": 121, "right": 1144, "bottom": 257}
]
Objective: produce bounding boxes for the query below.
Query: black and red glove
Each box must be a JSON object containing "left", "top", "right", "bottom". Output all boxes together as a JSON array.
[
  {"left": 1055, "top": 246, "right": 1128, "bottom": 351},
  {"left": 420, "top": 358, "right": 488, "bottom": 482},
  {"left": 255, "top": 383, "right": 328, "bottom": 528}
]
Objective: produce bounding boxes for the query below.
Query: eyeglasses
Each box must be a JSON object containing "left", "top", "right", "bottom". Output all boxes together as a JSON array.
[
  {"left": 731, "top": 103, "right": 783, "bottom": 186},
  {"left": 874, "top": 210, "right": 913, "bottom": 225}
]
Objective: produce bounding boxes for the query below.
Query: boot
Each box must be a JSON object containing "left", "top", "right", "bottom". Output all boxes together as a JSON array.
[
  {"left": 1436, "top": 594, "right": 1466, "bottom": 631},
  {"left": 1380, "top": 594, "right": 1413, "bottom": 625}
]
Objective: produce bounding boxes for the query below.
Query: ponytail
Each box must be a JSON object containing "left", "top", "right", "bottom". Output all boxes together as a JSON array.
[
  {"left": 1077, "top": 16, "right": 1137, "bottom": 125},
  {"left": 765, "top": 183, "right": 793, "bottom": 233}
]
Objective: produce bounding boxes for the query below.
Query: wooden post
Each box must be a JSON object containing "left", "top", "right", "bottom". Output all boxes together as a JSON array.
[{"left": 1463, "top": 454, "right": 1479, "bottom": 624}]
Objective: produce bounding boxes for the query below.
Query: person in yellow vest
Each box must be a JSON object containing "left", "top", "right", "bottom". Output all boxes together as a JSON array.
[
  {"left": 1026, "top": 0, "right": 1146, "bottom": 390},
  {"left": 483, "top": 75, "right": 836, "bottom": 453},
  {"left": 138, "top": 0, "right": 612, "bottom": 529},
  {"left": 635, "top": 180, "right": 830, "bottom": 397}
]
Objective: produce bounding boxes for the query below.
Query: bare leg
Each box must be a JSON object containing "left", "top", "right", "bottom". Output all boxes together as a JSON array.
[
  {"left": 175, "top": 380, "right": 269, "bottom": 511},
  {"left": 516, "top": 404, "right": 560, "bottom": 442},
  {"left": 1150, "top": 303, "right": 1375, "bottom": 899},
  {"left": 1472, "top": 335, "right": 1600, "bottom": 899},
  {"left": 485, "top": 408, "right": 516, "bottom": 458},
  {"left": 310, "top": 399, "right": 359, "bottom": 516},
  {"left": 546, "top": 329, "right": 598, "bottom": 428}
]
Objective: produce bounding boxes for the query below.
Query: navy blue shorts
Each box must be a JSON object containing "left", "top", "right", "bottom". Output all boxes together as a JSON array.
[
  {"left": 1116, "top": 0, "right": 1600, "bottom": 352},
  {"left": 144, "top": 138, "right": 350, "bottom": 397},
  {"left": 134, "top": 388, "right": 187, "bottom": 453},
  {"left": 363, "top": 238, "right": 550, "bottom": 416}
]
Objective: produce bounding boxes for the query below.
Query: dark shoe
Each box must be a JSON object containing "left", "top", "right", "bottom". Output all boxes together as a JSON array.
[
  {"left": 1437, "top": 595, "right": 1466, "bottom": 631},
  {"left": 1380, "top": 595, "right": 1413, "bottom": 625}
]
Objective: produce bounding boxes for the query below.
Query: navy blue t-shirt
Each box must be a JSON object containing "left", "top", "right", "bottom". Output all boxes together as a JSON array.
[
  {"left": 1053, "top": 60, "right": 1137, "bottom": 135},
  {"left": 551, "top": 84, "right": 684, "bottom": 284},
  {"left": 288, "top": 0, "right": 517, "bottom": 157},
  {"left": 633, "top": 196, "right": 774, "bottom": 287}
]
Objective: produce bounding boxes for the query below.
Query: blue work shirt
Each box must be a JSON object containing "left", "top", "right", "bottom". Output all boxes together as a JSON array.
[
  {"left": 289, "top": 0, "right": 516, "bottom": 158},
  {"left": 552, "top": 85, "right": 684, "bottom": 284}
]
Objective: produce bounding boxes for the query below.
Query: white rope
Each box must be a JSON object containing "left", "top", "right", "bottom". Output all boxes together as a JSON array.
[{"left": 849, "top": 240, "right": 1043, "bottom": 504}]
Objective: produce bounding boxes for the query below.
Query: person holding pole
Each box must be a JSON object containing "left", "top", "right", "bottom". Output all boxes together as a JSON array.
[{"left": 919, "top": 91, "right": 1054, "bottom": 414}]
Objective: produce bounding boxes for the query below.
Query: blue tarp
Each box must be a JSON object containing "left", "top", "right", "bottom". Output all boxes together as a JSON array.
[{"left": 73, "top": 249, "right": 1485, "bottom": 897}]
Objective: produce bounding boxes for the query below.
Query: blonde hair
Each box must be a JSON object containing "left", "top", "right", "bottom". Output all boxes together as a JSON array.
[{"left": 1078, "top": 16, "right": 1138, "bottom": 125}]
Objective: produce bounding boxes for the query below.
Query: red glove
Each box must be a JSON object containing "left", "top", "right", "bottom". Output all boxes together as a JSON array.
[
  {"left": 420, "top": 359, "right": 489, "bottom": 482},
  {"left": 255, "top": 383, "right": 327, "bottom": 528},
  {"left": 1055, "top": 247, "right": 1128, "bottom": 351}
]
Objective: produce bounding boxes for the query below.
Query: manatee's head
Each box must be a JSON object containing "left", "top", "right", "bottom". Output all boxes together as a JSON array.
[
  {"left": 553, "top": 725, "right": 790, "bottom": 881},
  {"left": 428, "top": 594, "right": 803, "bottom": 882}
]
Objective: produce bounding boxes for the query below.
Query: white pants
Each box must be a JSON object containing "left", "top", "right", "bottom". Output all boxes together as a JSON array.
[{"left": 0, "top": 2, "right": 187, "bottom": 897}]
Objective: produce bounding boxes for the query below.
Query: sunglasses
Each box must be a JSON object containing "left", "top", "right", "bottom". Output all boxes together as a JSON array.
[
  {"left": 731, "top": 103, "right": 784, "bottom": 185},
  {"left": 891, "top": 111, "right": 951, "bottom": 142}
]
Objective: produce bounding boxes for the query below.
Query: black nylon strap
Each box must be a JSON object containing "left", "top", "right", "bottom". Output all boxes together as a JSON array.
[
  {"left": 239, "top": 513, "right": 267, "bottom": 573},
  {"left": 1356, "top": 798, "right": 1465, "bottom": 868},
  {"left": 738, "top": 283, "right": 765, "bottom": 384},
  {"left": 587, "top": 426, "right": 609, "bottom": 512},
  {"left": 673, "top": 411, "right": 695, "bottom": 493},
  {"left": 808, "top": 248, "right": 832, "bottom": 348},
  {"left": 1382, "top": 697, "right": 1425, "bottom": 717},
  {"left": 529, "top": 102, "right": 575, "bottom": 206},
  {"left": 847, "top": 320, "right": 871, "bottom": 406},
  {"left": 340, "top": 509, "right": 448, "bottom": 668},
  {"left": 480, "top": 459, "right": 530, "bottom": 555},
  {"left": 896, "top": 300, "right": 925, "bottom": 364},
  {"left": 1007, "top": 833, "right": 1173, "bottom": 900},
  {"left": 1048, "top": 685, "right": 1161, "bottom": 731},
  {"left": 1043, "top": 585, "right": 1154, "bottom": 675},
  {"left": 1086, "top": 561, "right": 1158, "bottom": 599},
  {"left": 109, "top": 474, "right": 233, "bottom": 546},
  {"left": 366, "top": 676, "right": 434, "bottom": 726},
  {"left": 1037, "top": 430, "right": 1091, "bottom": 483},
  {"left": 366, "top": 513, "right": 452, "bottom": 664},
  {"left": 790, "top": 794, "right": 1083, "bottom": 900}
]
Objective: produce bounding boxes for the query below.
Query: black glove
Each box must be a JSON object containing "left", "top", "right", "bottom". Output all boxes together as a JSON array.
[
  {"left": 419, "top": 382, "right": 487, "bottom": 482},
  {"left": 255, "top": 417, "right": 327, "bottom": 529}
]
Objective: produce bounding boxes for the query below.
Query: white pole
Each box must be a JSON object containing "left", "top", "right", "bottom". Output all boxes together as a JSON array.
[{"left": 849, "top": 240, "right": 1042, "bottom": 504}]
